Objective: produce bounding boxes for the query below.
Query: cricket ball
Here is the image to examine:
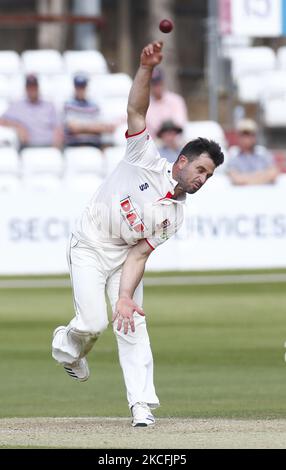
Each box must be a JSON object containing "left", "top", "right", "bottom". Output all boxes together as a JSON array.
[{"left": 159, "top": 19, "right": 174, "bottom": 34}]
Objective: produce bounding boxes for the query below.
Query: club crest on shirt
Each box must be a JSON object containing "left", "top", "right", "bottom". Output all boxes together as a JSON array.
[
  {"left": 161, "top": 219, "right": 171, "bottom": 229},
  {"left": 155, "top": 218, "right": 171, "bottom": 240}
]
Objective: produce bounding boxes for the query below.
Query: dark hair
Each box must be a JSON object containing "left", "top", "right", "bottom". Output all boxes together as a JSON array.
[{"left": 177, "top": 137, "right": 224, "bottom": 167}]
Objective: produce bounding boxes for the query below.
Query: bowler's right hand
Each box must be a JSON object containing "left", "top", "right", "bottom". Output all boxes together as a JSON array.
[{"left": 140, "top": 41, "right": 163, "bottom": 68}]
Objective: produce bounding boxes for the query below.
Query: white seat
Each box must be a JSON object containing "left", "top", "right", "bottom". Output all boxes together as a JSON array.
[
  {"left": 259, "top": 70, "right": 286, "bottom": 102},
  {"left": 228, "top": 47, "right": 276, "bottom": 83},
  {"left": 0, "top": 74, "right": 25, "bottom": 101},
  {"left": 0, "top": 75, "right": 10, "bottom": 99},
  {"left": 262, "top": 95, "right": 286, "bottom": 127},
  {"left": 222, "top": 35, "right": 253, "bottom": 59},
  {"left": 182, "top": 121, "right": 228, "bottom": 173},
  {"left": 112, "top": 123, "right": 128, "bottom": 146},
  {"left": 0, "top": 175, "right": 20, "bottom": 192},
  {"left": 0, "top": 147, "right": 19, "bottom": 174},
  {"left": 183, "top": 121, "right": 227, "bottom": 148},
  {"left": 0, "top": 127, "right": 19, "bottom": 148},
  {"left": 88, "top": 73, "right": 132, "bottom": 100},
  {"left": 277, "top": 46, "right": 286, "bottom": 69},
  {"left": 7, "top": 75, "right": 25, "bottom": 100},
  {"left": 0, "top": 51, "right": 21, "bottom": 75},
  {"left": 64, "top": 174, "right": 103, "bottom": 193},
  {"left": 21, "top": 50, "right": 64, "bottom": 75},
  {"left": 237, "top": 73, "right": 264, "bottom": 103},
  {"left": 24, "top": 174, "right": 62, "bottom": 192},
  {"left": 100, "top": 97, "right": 128, "bottom": 123},
  {"left": 0, "top": 99, "right": 9, "bottom": 116},
  {"left": 64, "top": 146, "right": 105, "bottom": 178},
  {"left": 239, "top": 70, "right": 286, "bottom": 103},
  {"left": 40, "top": 75, "right": 73, "bottom": 110},
  {"left": 21, "top": 147, "right": 64, "bottom": 177},
  {"left": 104, "top": 146, "right": 125, "bottom": 175},
  {"left": 63, "top": 50, "right": 108, "bottom": 76}
]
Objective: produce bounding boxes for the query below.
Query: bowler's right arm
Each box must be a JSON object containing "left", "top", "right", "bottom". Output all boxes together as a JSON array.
[{"left": 127, "top": 42, "right": 163, "bottom": 136}]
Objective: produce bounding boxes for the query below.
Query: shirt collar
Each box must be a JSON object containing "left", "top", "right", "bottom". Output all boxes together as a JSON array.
[
  {"left": 154, "top": 163, "right": 186, "bottom": 205},
  {"left": 166, "top": 163, "right": 178, "bottom": 189}
]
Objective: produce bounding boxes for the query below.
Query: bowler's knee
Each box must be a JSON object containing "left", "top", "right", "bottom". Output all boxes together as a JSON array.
[{"left": 86, "top": 318, "right": 109, "bottom": 336}]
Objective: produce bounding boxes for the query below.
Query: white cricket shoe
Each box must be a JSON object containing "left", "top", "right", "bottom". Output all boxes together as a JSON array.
[
  {"left": 131, "top": 402, "right": 155, "bottom": 427},
  {"left": 53, "top": 326, "right": 90, "bottom": 382},
  {"left": 62, "top": 358, "right": 90, "bottom": 382}
]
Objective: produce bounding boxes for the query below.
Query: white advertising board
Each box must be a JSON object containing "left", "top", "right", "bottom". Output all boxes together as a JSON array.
[{"left": 1, "top": 176, "right": 286, "bottom": 274}]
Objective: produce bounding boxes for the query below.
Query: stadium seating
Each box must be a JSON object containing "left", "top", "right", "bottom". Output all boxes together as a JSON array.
[
  {"left": 88, "top": 73, "right": 132, "bottom": 100},
  {"left": 0, "top": 99, "right": 9, "bottom": 115},
  {"left": 100, "top": 97, "right": 128, "bottom": 123},
  {"left": 221, "top": 35, "right": 252, "bottom": 59},
  {"left": 112, "top": 123, "right": 127, "bottom": 147},
  {"left": 276, "top": 46, "right": 286, "bottom": 69},
  {"left": 0, "top": 126, "right": 19, "bottom": 148},
  {"left": 0, "top": 146, "right": 21, "bottom": 191},
  {"left": 21, "top": 50, "right": 64, "bottom": 76},
  {"left": 262, "top": 95, "right": 286, "bottom": 127},
  {"left": 183, "top": 120, "right": 227, "bottom": 148},
  {"left": 21, "top": 147, "right": 63, "bottom": 176},
  {"left": 21, "top": 147, "right": 64, "bottom": 191},
  {"left": 64, "top": 173, "right": 103, "bottom": 193},
  {"left": 39, "top": 75, "right": 73, "bottom": 110},
  {"left": 0, "top": 174, "right": 20, "bottom": 191},
  {"left": 0, "top": 75, "right": 10, "bottom": 99},
  {"left": 0, "top": 147, "right": 19, "bottom": 174},
  {"left": 64, "top": 146, "right": 105, "bottom": 178},
  {"left": 103, "top": 146, "right": 125, "bottom": 176},
  {"left": 0, "top": 74, "right": 25, "bottom": 102},
  {"left": 227, "top": 46, "right": 276, "bottom": 83},
  {"left": 63, "top": 50, "right": 108, "bottom": 76},
  {"left": 0, "top": 51, "right": 21, "bottom": 75},
  {"left": 238, "top": 70, "right": 286, "bottom": 104}
]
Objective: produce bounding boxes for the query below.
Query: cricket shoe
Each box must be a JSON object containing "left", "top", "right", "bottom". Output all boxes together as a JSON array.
[
  {"left": 53, "top": 326, "right": 90, "bottom": 382},
  {"left": 131, "top": 402, "right": 155, "bottom": 427},
  {"left": 62, "top": 358, "right": 89, "bottom": 382}
]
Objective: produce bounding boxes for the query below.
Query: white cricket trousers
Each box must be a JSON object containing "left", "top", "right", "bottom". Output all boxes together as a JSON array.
[{"left": 52, "top": 235, "right": 160, "bottom": 410}]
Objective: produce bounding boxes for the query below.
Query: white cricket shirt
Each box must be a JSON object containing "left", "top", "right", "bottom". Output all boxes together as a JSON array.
[{"left": 73, "top": 128, "right": 185, "bottom": 260}]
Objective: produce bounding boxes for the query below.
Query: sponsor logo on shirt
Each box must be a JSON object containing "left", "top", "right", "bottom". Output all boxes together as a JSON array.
[
  {"left": 120, "top": 196, "right": 146, "bottom": 233},
  {"left": 139, "top": 182, "right": 149, "bottom": 192}
]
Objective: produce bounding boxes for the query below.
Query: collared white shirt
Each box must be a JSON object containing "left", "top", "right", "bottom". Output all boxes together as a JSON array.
[{"left": 74, "top": 128, "right": 185, "bottom": 251}]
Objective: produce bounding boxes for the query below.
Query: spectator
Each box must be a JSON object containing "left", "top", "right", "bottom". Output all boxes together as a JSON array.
[
  {"left": 0, "top": 74, "right": 62, "bottom": 148},
  {"left": 227, "top": 119, "right": 279, "bottom": 185},
  {"left": 157, "top": 120, "right": 183, "bottom": 163},
  {"left": 146, "top": 68, "right": 188, "bottom": 139},
  {"left": 63, "top": 74, "right": 115, "bottom": 148}
]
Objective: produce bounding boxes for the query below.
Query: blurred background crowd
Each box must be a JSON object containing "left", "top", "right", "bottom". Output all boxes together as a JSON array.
[{"left": 0, "top": 0, "right": 285, "bottom": 193}]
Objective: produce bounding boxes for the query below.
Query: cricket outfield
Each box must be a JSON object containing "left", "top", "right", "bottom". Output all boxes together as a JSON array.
[{"left": 1, "top": 270, "right": 286, "bottom": 449}]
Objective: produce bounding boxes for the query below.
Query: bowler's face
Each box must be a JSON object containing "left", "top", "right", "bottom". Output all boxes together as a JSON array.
[{"left": 178, "top": 154, "right": 216, "bottom": 194}]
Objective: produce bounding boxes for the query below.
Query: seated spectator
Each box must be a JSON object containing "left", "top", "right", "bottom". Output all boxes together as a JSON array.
[
  {"left": 157, "top": 120, "right": 183, "bottom": 163},
  {"left": 63, "top": 74, "right": 115, "bottom": 148},
  {"left": 0, "top": 74, "right": 62, "bottom": 148},
  {"left": 146, "top": 68, "right": 188, "bottom": 139},
  {"left": 227, "top": 119, "right": 279, "bottom": 185}
]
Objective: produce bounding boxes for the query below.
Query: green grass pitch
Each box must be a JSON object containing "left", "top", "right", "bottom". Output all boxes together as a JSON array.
[{"left": 1, "top": 274, "right": 286, "bottom": 419}]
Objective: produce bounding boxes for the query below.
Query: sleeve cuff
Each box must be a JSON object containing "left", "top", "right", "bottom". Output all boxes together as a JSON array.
[
  {"left": 125, "top": 128, "right": 146, "bottom": 139},
  {"left": 145, "top": 239, "right": 155, "bottom": 251}
]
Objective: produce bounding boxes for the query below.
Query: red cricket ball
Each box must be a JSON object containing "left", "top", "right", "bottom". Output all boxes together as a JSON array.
[{"left": 159, "top": 19, "right": 174, "bottom": 34}]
